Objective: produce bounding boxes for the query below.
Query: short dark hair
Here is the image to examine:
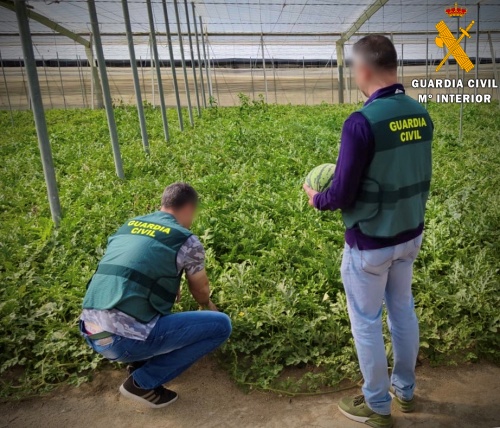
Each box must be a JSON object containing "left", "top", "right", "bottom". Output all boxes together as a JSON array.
[
  {"left": 353, "top": 35, "right": 397, "bottom": 71},
  {"left": 161, "top": 182, "right": 198, "bottom": 209}
]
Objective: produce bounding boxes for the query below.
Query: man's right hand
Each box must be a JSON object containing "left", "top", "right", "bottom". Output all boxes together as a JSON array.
[{"left": 187, "top": 269, "right": 218, "bottom": 311}]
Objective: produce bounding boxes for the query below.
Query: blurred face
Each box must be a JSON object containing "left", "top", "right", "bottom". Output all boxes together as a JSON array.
[
  {"left": 174, "top": 203, "right": 198, "bottom": 229},
  {"left": 351, "top": 53, "right": 373, "bottom": 98}
]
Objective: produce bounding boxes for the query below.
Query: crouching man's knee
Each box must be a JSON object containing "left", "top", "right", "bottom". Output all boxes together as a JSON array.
[{"left": 215, "top": 312, "right": 232, "bottom": 340}]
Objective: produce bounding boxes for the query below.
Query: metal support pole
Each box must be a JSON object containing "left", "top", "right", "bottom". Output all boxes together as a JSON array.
[
  {"left": 401, "top": 44, "right": 404, "bottom": 85},
  {"left": 250, "top": 57, "right": 255, "bottom": 100},
  {"left": 425, "top": 38, "right": 429, "bottom": 108},
  {"left": 76, "top": 55, "right": 86, "bottom": 108},
  {"left": 0, "top": 51, "right": 14, "bottom": 124},
  {"left": 184, "top": 0, "right": 200, "bottom": 116},
  {"left": 174, "top": 0, "right": 194, "bottom": 126},
  {"left": 200, "top": 16, "right": 211, "bottom": 99},
  {"left": 81, "top": 55, "right": 89, "bottom": 107},
  {"left": 456, "top": 17, "right": 460, "bottom": 78},
  {"left": 261, "top": 35, "right": 267, "bottom": 102},
  {"left": 331, "top": 55, "right": 334, "bottom": 103},
  {"left": 272, "top": 57, "right": 277, "bottom": 103},
  {"left": 336, "top": 43, "right": 345, "bottom": 104},
  {"left": 348, "top": 60, "right": 352, "bottom": 103},
  {"left": 192, "top": 2, "right": 206, "bottom": 108},
  {"left": 42, "top": 56, "right": 53, "bottom": 109},
  {"left": 56, "top": 52, "right": 66, "bottom": 109},
  {"left": 19, "top": 56, "right": 30, "bottom": 109},
  {"left": 90, "top": 43, "right": 94, "bottom": 108},
  {"left": 444, "top": 46, "right": 450, "bottom": 94},
  {"left": 88, "top": 0, "right": 124, "bottom": 178},
  {"left": 211, "top": 55, "right": 219, "bottom": 102},
  {"left": 459, "top": 35, "right": 466, "bottom": 139},
  {"left": 303, "top": 57, "right": 306, "bottom": 105},
  {"left": 206, "top": 35, "right": 220, "bottom": 104},
  {"left": 475, "top": 4, "right": 480, "bottom": 96},
  {"left": 149, "top": 35, "right": 155, "bottom": 107},
  {"left": 350, "top": 60, "right": 354, "bottom": 103},
  {"left": 0, "top": 53, "right": 13, "bottom": 122},
  {"left": 122, "top": 0, "right": 149, "bottom": 153},
  {"left": 85, "top": 37, "right": 103, "bottom": 108},
  {"left": 140, "top": 56, "right": 146, "bottom": 96},
  {"left": 162, "top": 0, "right": 183, "bottom": 130},
  {"left": 146, "top": 0, "right": 169, "bottom": 140},
  {"left": 487, "top": 32, "right": 500, "bottom": 103},
  {"left": 204, "top": 26, "right": 213, "bottom": 100},
  {"left": 14, "top": 0, "right": 61, "bottom": 225}
]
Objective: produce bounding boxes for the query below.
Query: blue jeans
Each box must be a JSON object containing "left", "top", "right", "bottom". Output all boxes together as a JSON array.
[
  {"left": 341, "top": 235, "right": 422, "bottom": 415},
  {"left": 81, "top": 311, "right": 232, "bottom": 389}
]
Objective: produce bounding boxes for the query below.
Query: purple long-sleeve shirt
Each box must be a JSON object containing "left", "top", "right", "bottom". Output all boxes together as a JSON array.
[{"left": 313, "top": 84, "right": 424, "bottom": 250}]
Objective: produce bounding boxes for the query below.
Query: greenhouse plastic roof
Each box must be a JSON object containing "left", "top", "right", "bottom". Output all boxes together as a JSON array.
[{"left": 0, "top": 0, "right": 499, "bottom": 59}]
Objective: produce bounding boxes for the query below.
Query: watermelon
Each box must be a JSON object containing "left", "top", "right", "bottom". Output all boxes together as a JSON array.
[{"left": 305, "top": 163, "right": 336, "bottom": 192}]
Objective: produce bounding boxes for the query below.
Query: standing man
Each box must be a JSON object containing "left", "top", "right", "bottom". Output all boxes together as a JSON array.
[
  {"left": 80, "top": 182, "right": 232, "bottom": 408},
  {"left": 304, "top": 35, "right": 432, "bottom": 428}
]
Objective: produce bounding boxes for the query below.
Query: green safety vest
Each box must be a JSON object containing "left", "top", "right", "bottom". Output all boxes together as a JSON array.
[
  {"left": 342, "top": 93, "right": 433, "bottom": 238},
  {"left": 83, "top": 211, "right": 192, "bottom": 322}
]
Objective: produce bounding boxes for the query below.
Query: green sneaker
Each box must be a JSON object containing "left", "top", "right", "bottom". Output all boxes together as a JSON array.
[
  {"left": 338, "top": 395, "right": 394, "bottom": 428},
  {"left": 390, "top": 388, "right": 416, "bottom": 413}
]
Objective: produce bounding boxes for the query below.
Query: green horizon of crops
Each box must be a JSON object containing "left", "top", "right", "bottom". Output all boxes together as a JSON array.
[{"left": 0, "top": 97, "right": 499, "bottom": 397}]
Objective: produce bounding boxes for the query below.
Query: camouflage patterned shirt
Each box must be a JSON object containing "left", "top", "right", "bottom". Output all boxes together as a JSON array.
[{"left": 81, "top": 235, "right": 205, "bottom": 341}]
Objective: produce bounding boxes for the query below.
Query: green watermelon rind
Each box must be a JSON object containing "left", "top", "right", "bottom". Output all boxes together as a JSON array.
[
  {"left": 315, "top": 164, "right": 330, "bottom": 191},
  {"left": 305, "top": 163, "right": 336, "bottom": 192}
]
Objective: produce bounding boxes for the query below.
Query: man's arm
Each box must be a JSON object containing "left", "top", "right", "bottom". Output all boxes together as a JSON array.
[
  {"left": 186, "top": 269, "right": 217, "bottom": 311},
  {"left": 304, "top": 112, "right": 375, "bottom": 211},
  {"left": 177, "top": 235, "right": 218, "bottom": 311}
]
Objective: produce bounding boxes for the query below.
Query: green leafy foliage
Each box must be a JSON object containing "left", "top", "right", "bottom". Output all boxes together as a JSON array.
[{"left": 0, "top": 100, "right": 499, "bottom": 397}]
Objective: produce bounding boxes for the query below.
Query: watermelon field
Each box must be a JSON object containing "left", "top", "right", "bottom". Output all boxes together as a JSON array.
[{"left": 0, "top": 98, "right": 499, "bottom": 398}]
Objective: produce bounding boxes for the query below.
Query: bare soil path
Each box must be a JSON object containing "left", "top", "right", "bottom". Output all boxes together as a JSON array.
[{"left": 1, "top": 359, "right": 499, "bottom": 428}]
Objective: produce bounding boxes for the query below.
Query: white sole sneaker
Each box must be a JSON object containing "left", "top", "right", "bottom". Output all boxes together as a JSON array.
[
  {"left": 119, "top": 384, "right": 178, "bottom": 409},
  {"left": 338, "top": 405, "right": 370, "bottom": 423}
]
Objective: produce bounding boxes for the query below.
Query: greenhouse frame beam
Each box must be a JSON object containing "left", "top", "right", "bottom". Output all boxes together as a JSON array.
[
  {"left": 0, "top": 0, "right": 104, "bottom": 108},
  {"left": 337, "top": 0, "right": 389, "bottom": 46},
  {"left": 335, "top": 0, "right": 389, "bottom": 103},
  {"left": 7, "top": 30, "right": 500, "bottom": 38},
  {"left": 0, "top": 0, "right": 90, "bottom": 48}
]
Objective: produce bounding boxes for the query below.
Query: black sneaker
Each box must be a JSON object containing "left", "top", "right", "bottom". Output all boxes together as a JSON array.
[{"left": 119, "top": 375, "right": 178, "bottom": 408}]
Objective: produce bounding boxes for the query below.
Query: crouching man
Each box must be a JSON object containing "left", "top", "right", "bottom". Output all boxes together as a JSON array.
[{"left": 80, "top": 182, "right": 232, "bottom": 408}]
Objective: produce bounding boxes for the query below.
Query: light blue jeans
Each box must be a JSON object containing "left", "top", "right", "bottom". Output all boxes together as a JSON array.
[
  {"left": 81, "top": 311, "right": 232, "bottom": 390},
  {"left": 341, "top": 234, "right": 422, "bottom": 415}
]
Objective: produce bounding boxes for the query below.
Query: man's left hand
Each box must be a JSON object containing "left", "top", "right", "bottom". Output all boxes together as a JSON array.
[{"left": 303, "top": 183, "right": 318, "bottom": 207}]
